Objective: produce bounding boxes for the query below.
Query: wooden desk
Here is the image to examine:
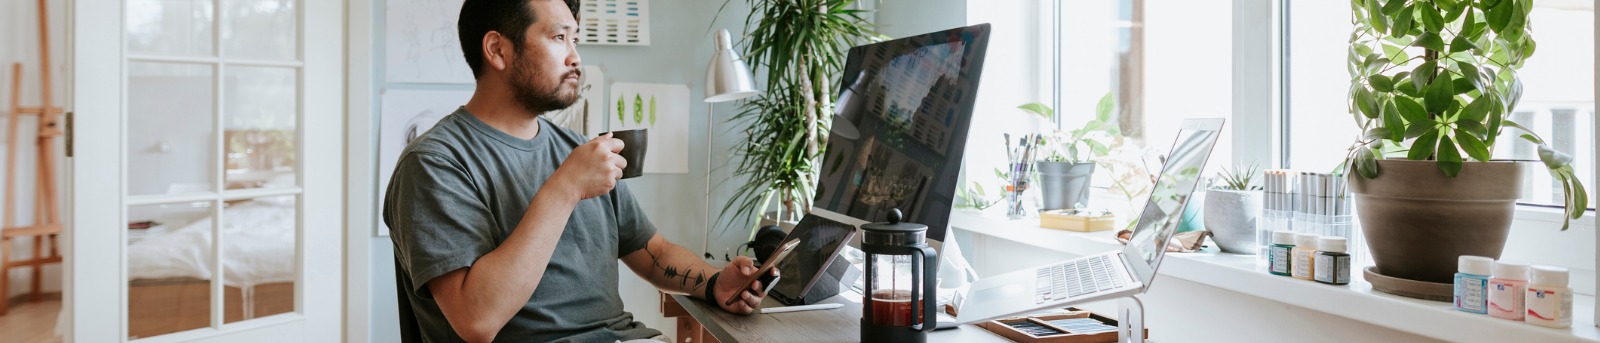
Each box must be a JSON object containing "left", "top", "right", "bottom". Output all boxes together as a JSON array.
[{"left": 661, "top": 291, "right": 1010, "bottom": 343}]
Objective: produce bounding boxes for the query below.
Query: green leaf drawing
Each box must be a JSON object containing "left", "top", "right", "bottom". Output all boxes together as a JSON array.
[
  {"left": 649, "top": 96, "right": 657, "bottom": 126},
  {"left": 617, "top": 97, "right": 625, "bottom": 123},
  {"left": 633, "top": 94, "right": 644, "bottom": 124}
]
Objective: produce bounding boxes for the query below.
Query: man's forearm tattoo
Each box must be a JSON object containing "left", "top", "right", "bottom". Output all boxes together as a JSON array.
[{"left": 644, "top": 244, "right": 709, "bottom": 291}]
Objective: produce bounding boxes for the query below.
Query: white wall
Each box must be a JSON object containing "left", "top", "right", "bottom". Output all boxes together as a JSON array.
[{"left": 1, "top": 0, "right": 68, "bottom": 301}]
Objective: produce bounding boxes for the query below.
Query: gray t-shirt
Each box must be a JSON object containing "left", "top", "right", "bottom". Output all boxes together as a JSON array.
[{"left": 385, "top": 107, "right": 661, "bottom": 342}]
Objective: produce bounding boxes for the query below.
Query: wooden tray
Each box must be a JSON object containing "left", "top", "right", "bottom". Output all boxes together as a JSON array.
[{"left": 977, "top": 308, "right": 1145, "bottom": 343}]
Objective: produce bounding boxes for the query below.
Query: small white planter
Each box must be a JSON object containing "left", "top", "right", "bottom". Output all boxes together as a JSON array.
[{"left": 1203, "top": 189, "right": 1263, "bottom": 254}]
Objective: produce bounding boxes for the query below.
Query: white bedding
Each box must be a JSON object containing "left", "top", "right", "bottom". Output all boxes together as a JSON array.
[{"left": 127, "top": 199, "right": 296, "bottom": 288}]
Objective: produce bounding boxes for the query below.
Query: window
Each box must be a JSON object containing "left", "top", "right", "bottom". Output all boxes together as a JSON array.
[
  {"left": 1285, "top": 0, "right": 1596, "bottom": 209},
  {"left": 1050, "top": 0, "right": 1235, "bottom": 214},
  {"left": 953, "top": 0, "right": 1239, "bottom": 218}
]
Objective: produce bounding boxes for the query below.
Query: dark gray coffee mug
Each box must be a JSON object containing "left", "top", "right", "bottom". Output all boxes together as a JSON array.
[{"left": 605, "top": 129, "right": 648, "bottom": 179}]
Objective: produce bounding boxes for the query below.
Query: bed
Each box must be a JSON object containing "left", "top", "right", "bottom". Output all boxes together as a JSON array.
[{"left": 125, "top": 194, "right": 297, "bottom": 338}]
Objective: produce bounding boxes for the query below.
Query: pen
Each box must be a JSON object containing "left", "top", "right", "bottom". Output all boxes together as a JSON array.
[
  {"left": 1004, "top": 133, "right": 1014, "bottom": 162},
  {"left": 760, "top": 303, "right": 844, "bottom": 314}
]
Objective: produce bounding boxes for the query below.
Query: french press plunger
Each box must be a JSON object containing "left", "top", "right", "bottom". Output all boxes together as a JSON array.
[{"left": 860, "top": 208, "right": 938, "bottom": 342}]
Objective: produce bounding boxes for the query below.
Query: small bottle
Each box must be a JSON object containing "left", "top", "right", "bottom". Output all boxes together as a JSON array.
[
  {"left": 1267, "top": 230, "right": 1295, "bottom": 276},
  {"left": 1487, "top": 261, "right": 1529, "bottom": 321},
  {"left": 1453, "top": 256, "right": 1493, "bottom": 314},
  {"left": 1525, "top": 266, "right": 1573, "bottom": 328},
  {"left": 1290, "top": 233, "right": 1319, "bottom": 281},
  {"left": 1313, "top": 237, "right": 1350, "bottom": 285}
]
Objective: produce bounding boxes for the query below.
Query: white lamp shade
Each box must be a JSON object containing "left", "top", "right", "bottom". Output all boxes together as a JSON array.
[{"left": 705, "top": 29, "right": 759, "bottom": 103}]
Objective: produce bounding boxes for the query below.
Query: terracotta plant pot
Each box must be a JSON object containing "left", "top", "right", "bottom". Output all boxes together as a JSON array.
[
  {"left": 1349, "top": 159, "right": 1522, "bottom": 285},
  {"left": 1036, "top": 161, "right": 1095, "bottom": 211}
]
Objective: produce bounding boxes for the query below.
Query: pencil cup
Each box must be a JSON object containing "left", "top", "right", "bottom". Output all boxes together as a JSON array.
[{"left": 1005, "top": 162, "right": 1030, "bottom": 219}]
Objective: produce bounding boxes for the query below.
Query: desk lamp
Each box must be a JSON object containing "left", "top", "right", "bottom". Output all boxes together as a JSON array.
[{"left": 702, "top": 28, "right": 759, "bottom": 259}]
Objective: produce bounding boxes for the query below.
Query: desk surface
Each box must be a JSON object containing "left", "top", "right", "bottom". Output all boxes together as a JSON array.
[{"left": 669, "top": 293, "right": 1010, "bottom": 343}]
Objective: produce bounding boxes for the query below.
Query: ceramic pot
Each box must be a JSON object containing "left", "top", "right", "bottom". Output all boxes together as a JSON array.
[
  {"left": 1350, "top": 159, "right": 1522, "bottom": 285},
  {"left": 1036, "top": 161, "right": 1095, "bottom": 210},
  {"left": 1203, "top": 189, "right": 1262, "bottom": 254}
]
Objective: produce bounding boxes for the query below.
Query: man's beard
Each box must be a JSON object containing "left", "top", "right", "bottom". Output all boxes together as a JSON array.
[{"left": 509, "top": 53, "right": 581, "bottom": 115}]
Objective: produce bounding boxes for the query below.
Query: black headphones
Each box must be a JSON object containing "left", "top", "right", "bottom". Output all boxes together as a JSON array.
[{"left": 723, "top": 224, "right": 788, "bottom": 265}]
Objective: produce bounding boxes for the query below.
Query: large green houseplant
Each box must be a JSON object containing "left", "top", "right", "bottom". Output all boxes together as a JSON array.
[
  {"left": 719, "top": 0, "right": 882, "bottom": 240},
  {"left": 1345, "top": 0, "right": 1586, "bottom": 295}
]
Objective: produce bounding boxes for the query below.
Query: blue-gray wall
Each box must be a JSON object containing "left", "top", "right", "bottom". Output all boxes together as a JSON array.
[
  {"left": 368, "top": 1, "right": 758, "bottom": 341},
  {"left": 874, "top": 0, "right": 966, "bottom": 39}
]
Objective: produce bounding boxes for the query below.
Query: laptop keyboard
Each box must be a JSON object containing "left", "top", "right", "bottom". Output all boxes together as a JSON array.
[{"left": 1034, "top": 255, "right": 1126, "bottom": 303}]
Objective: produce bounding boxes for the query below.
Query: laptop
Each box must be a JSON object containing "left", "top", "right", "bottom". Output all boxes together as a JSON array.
[{"left": 953, "top": 118, "right": 1225, "bottom": 324}]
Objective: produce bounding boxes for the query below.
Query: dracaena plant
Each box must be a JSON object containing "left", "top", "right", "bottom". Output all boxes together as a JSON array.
[
  {"left": 1344, "top": 0, "right": 1587, "bottom": 229},
  {"left": 718, "top": 0, "right": 883, "bottom": 239}
]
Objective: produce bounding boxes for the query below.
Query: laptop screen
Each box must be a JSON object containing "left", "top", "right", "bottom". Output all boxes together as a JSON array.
[{"left": 1123, "top": 119, "right": 1223, "bottom": 284}]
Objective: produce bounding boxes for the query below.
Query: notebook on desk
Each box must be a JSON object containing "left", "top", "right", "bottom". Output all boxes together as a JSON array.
[{"left": 954, "top": 118, "right": 1224, "bottom": 325}]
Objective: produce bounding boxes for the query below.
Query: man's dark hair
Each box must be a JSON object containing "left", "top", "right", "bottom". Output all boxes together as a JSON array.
[{"left": 458, "top": 0, "right": 581, "bottom": 79}]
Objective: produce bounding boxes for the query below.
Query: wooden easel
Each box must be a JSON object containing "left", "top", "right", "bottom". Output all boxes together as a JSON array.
[{"left": 0, "top": 0, "right": 65, "bottom": 315}]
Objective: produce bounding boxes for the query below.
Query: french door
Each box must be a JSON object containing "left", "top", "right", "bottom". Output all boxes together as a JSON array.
[{"left": 70, "top": 0, "right": 342, "bottom": 341}]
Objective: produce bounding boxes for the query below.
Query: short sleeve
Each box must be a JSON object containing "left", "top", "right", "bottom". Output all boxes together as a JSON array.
[
  {"left": 611, "top": 182, "right": 657, "bottom": 256},
  {"left": 385, "top": 152, "right": 497, "bottom": 298}
]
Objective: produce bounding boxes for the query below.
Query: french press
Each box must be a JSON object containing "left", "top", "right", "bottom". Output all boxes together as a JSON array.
[{"left": 860, "top": 208, "right": 938, "bottom": 342}]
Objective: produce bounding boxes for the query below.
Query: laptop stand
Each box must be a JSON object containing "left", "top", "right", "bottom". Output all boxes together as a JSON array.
[{"left": 1118, "top": 296, "right": 1148, "bottom": 343}]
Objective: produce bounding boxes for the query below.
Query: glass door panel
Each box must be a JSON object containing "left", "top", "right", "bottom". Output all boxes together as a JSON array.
[
  {"left": 127, "top": 0, "right": 216, "bottom": 56},
  {"left": 127, "top": 62, "right": 216, "bottom": 197},
  {"left": 126, "top": 201, "right": 217, "bottom": 339},
  {"left": 221, "top": 0, "right": 299, "bottom": 61},
  {"left": 222, "top": 66, "right": 297, "bottom": 190},
  {"left": 221, "top": 196, "right": 297, "bottom": 323}
]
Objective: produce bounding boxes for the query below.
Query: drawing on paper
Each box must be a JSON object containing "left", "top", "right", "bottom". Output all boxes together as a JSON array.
[
  {"left": 608, "top": 83, "right": 688, "bottom": 174},
  {"left": 578, "top": 0, "right": 652, "bottom": 45},
  {"left": 386, "top": 0, "right": 474, "bottom": 84}
]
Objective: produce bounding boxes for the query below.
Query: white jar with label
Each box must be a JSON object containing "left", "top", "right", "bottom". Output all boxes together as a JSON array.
[{"left": 1525, "top": 266, "right": 1573, "bottom": 328}]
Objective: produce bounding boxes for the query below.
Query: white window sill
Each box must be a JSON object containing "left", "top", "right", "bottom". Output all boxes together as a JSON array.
[
  {"left": 948, "top": 209, "right": 1600, "bottom": 342},
  {"left": 1514, "top": 204, "right": 1598, "bottom": 226}
]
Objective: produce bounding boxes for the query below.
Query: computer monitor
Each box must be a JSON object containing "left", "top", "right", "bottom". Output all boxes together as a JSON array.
[{"left": 808, "top": 23, "right": 992, "bottom": 250}]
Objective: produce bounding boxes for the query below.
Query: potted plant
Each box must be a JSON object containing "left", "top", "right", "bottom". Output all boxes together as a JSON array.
[
  {"left": 1021, "top": 92, "right": 1120, "bottom": 211},
  {"left": 1204, "top": 164, "right": 1263, "bottom": 255},
  {"left": 720, "top": 0, "right": 882, "bottom": 241},
  {"left": 1345, "top": 0, "right": 1586, "bottom": 292}
]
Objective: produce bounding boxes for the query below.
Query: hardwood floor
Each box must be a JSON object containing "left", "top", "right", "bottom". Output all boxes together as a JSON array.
[{"left": 0, "top": 298, "right": 62, "bottom": 343}]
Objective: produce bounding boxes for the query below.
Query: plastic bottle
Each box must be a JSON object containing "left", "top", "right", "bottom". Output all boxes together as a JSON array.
[
  {"left": 1290, "top": 233, "right": 1319, "bottom": 281},
  {"left": 1267, "top": 230, "right": 1295, "bottom": 276},
  {"left": 1487, "top": 261, "right": 1529, "bottom": 321},
  {"left": 1453, "top": 255, "right": 1493, "bottom": 314},
  {"left": 1313, "top": 237, "right": 1349, "bottom": 285},
  {"left": 1525, "top": 266, "right": 1573, "bottom": 328}
]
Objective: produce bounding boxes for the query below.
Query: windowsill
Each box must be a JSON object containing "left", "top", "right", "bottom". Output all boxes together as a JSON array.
[
  {"left": 948, "top": 209, "right": 1600, "bottom": 342},
  {"left": 1514, "top": 204, "right": 1598, "bottom": 225}
]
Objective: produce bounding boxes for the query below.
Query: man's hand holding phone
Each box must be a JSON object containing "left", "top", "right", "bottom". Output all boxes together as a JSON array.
[{"left": 714, "top": 240, "right": 797, "bottom": 314}]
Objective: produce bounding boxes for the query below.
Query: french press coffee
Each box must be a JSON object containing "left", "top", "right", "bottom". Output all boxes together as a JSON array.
[{"left": 860, "top": 208, "right": 938, "bottom": 342}]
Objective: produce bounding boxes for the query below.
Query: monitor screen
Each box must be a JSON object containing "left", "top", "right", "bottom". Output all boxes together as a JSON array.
[{"left": 811, "top": 24, "right": 991, "bottom": 244}]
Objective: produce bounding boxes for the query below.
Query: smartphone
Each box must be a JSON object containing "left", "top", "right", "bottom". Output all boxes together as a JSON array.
[{"left": 724, "top": 239, "right": 800, "bottom": 306}]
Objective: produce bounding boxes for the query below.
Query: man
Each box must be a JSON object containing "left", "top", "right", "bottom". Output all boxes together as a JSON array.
[{"left": 384, "top": 1, "right": 772, "bottom": 342}]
